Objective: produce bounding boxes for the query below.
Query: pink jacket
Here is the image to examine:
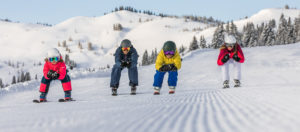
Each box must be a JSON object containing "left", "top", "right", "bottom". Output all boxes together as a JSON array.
[
  {"left": 43, "top": 61, "right": 67, "bottom": 80},
  {"left": 217, "top": 44, "right": 245, "bottom": 66}
]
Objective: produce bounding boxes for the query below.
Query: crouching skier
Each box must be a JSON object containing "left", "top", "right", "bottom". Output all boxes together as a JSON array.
[
  {"left": 34, "top": 48, "right": 73, "bottom": 103},
  {"left": 110, "top": 39, "right": 139, "bottom": 96},
  {"left": 217, "top": 34, "right": 245, "bottom": 88},
  {"left": 153, "top": 41, "right": 181, "bottom": 95}
]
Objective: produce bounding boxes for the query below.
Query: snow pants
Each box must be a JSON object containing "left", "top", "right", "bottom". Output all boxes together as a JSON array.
[
  {"left": 153, "top": 70, "right": 178, "bottom": 88},
  {"left": 39, "top": 74, "right": 72, "bottom": 99},
  {"left": 110, "top": 64, "right": 138, "bottom": 88},
  {"left": 221, "top": 59, "right": 241, "bottom": 82}
]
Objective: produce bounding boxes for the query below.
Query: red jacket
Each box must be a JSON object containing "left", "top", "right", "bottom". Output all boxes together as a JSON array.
[
  {"left": 43, "top": 61, "right": 67, "bottom": 80},
  {"left": 217, "top": 44, "right": 245, "bottom": 66}
]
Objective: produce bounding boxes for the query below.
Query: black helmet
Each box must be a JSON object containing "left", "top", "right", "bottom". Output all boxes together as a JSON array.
[
  {"left": 163, "top": 41, "right": 176, "bottom": 52},
  {"left": 121, "top": 39, "right": 132, "bottom": 48}
]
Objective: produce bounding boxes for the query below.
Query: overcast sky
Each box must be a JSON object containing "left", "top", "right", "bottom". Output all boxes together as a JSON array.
[{"left": 0, "top": 0, "right": 299, "bottom": 24}]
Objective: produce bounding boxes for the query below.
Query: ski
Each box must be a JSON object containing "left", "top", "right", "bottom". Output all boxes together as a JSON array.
[
  {"left": 58, "top": 98, "right": 75, "bottom": 102},
  {"left": 33, "top": 99, "right": 47, "bottom": 103}
]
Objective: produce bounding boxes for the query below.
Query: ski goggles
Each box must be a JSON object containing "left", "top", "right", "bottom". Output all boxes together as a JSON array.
[
  {"left": 122, "top": 47, "right": 130, "bottom": 51},
  {"left": 164, "top": 51, "right": 175, "bottom": 55},
  {"left": 48, "top": 57, "right": 59, "bottom": 62}
]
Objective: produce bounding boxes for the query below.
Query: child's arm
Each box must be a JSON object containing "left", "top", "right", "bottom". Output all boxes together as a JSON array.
[
  {"left": 43, "top": 63, "right": 50, "bottom": 79},
  {"left": 58, "top": 63, "right": 67, "bottom": 80},
  {"left": 173, "top": 50, "right": 181, "bottom": 70}
]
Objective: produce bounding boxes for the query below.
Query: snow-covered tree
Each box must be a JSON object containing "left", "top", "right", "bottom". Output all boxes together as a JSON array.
[
  {"left": 189, "top": 36, "right": 199, "bottom": 51},
  {"left": 199, "top": 36, "right": 207, "bottom": 49},
  {"left": 286, "top": 17, "right": 296, "bottom": 44},
  {"left": 259, "top": 23, "right": 275, "bottom": 46},
  {"left": 179, "top": 45, "right": 186, "bottom": 54},
  {"left": 211, "top": 24, "right": 225, "bottom": 49},
  {"left": 88, "top": 42, "right": 93, "bottom": 51},
  {"left": 276, "top": 14, "right": 288, "bottom": 45},
  {"left": 142, "top": 50, "right": 149, "bottom": 66},
  {"left": 295, "top": 15, "right": 300, "bottom": 42},
  {"left": 12, "top": 76, "right": 16, "bottom": 84}
]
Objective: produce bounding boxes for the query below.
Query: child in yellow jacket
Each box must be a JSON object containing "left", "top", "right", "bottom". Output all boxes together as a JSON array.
[{"left": 153, "top": 41, "right": 181, "bottom": 95}]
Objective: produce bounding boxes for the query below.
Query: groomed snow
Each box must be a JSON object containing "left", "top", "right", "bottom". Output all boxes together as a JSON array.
[{"left": 1, "top": 42, "right": 300, "bottom": 132}]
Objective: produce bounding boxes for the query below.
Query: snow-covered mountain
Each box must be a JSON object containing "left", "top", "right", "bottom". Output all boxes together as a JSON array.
[{"left": 0, "top": 7, "right": 299, "bottom": 88}]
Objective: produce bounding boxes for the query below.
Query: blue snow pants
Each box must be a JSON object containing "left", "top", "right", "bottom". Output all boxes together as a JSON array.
[
  {"left": 110, "top": 64, "right": 138, "bottom": 88},
  {"left": 153, "top": 70, "right": 178, "bottom": 88}
]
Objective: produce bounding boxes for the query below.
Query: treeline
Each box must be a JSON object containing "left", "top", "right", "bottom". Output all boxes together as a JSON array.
[
  {"left": 211, "top": 14, "right": 300, "bottom": 49},
  {"left": 108, "top": 6, "right": 223, "bottom": 25}
]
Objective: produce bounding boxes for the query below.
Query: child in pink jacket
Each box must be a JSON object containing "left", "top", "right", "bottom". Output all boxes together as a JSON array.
[{"left": 39, "top": 48, "right": 72, "bottom": 102}]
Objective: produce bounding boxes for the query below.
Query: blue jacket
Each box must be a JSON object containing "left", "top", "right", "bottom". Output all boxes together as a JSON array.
[{"left": 114, "top": 46, "right": 139, "bottom": 67}]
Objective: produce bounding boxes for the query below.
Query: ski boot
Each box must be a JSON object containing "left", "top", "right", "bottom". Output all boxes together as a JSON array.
[
  {"left": 169, "top": 86, "right": 175, "bottom": 94},
  {"left": 223, "top": 80, "right": 230, "bottom": 89},
  {"left": 40, "top": 92, "right": 47, "bottom": 102},
  {"left": 234, "top": 79, "right": 241, "bottom": 87},
  {"left": 62, "top": 91, "right": 73, "bottom": 101},
  {"left": 112, "top": 87, "right": 118, "bottom": 96},
  {"left": 130, "top": 86, "right": 137, "bottom": 95},
  {"left": 153, "top": 87, "right": 160, "bottom": 95}
]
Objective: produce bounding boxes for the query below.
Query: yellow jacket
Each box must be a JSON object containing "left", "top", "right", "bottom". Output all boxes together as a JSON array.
[{"left": 155, "top": 50, "right": 181, "bottom": 70}]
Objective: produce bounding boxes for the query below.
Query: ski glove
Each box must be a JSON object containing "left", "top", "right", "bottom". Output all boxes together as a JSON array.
[
  {"left": 121, "top": 60, "right": 131, "bottom": 68},
  {"left": 47, "top": 70, "right": 55, "bottom": 79},
  {"left": 52, "top": 72, "right": 60, "bottom": 80},
  {"left": 221, "top": 54, "right": 230, "bottom": 63},
  {"left": 159, "top": 64, "right": 177, "bottom": 72},
  {"left": 233, "top": 54, "right": 240, "bottom": 62}
]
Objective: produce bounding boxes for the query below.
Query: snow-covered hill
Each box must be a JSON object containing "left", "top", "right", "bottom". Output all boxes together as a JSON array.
[{"left": 1, "top": 42, "right": 300, "bottom": 132}]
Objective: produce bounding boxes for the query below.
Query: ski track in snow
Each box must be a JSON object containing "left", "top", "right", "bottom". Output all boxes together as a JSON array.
[{"left": 1, "top": 44, "right": 300, "bottom": 132}]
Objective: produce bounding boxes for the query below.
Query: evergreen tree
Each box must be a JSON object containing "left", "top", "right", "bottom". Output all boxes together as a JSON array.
[
  {"left": 211, "top": 24, "right": 225, "bottom": 49},
  {"left": 286, "top": 17, "right": 296, "bottom": 44},
  {"left": 295, "top": 15, "right": 300, "bottom": 42},
  {"left": 276, "top": 14, "right": 288, "bottom": 45},
  {"left": 0, "top": 78, "right": 3, "bottom": 88},
  {"left": 142, "top": 50, "right": 149, "bottom": 66},
  {"left": 189, "top": 36, "right": 199, "bottom": 51},
  {"left": 21, "top": 71, "right": 25, "bottom": 82},
  {"left": 179, "top": 45, "right": 186, "bottom": 54},
  {"left": 229, "top": 21, "right": 242, "bottom": 45},
  {"left": 88, "top": 42, "right": 93, "bottom": 51},
  {"left": 12, "top": 76, "right": 16, "bottom": 84},
  {"left": 25, "top": 72, "right": 31, "bottom": 81},
  {"left": 199, "top": 36, "right": 207, "bottom": 49}
]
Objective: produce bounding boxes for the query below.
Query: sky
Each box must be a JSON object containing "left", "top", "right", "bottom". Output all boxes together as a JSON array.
[{"left": 0, "top": 0, "right": 299, "bottom": 25}]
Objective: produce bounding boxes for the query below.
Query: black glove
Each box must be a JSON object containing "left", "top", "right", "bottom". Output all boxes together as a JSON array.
[
  {"left": 159, "top": 64, "right": 177, "bottom": 72},
  {"left": 169, "top": 64, "right": 177, "bottom": 71},
  {"left": 221, "top": 54, "right": 230, "bottom": 63},
  {"left": 121, "top": 60, "right": 131, "bottom": 68},
  {"left": 233, "top": 54, "right": 240, "bottom": 62},
  {"left": 47, "top": 70, "right": 55, "bottom": 79},
  {"left": 52, "top": 72, "right": 60, "bottom": 80}
]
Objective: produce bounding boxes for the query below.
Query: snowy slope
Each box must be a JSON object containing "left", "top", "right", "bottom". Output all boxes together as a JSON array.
[{"left": 1, "top": 42, "right": 300, "bottom": 132}]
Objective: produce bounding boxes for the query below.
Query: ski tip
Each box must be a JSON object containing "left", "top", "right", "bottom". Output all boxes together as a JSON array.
[{"left": 33, "top": 99, "right": 40, "bottom": 103}]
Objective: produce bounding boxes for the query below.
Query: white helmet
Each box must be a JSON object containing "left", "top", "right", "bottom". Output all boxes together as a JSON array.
[
  {"left": 224, "top": 34, "right": 237, "bottom": 45},
  {"left": 47, "top": 48, "right": 60, "bottom": 58}
]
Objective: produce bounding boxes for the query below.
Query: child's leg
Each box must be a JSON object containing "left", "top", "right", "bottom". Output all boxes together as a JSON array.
[
  {"left": 128, "top": 65, "right": 138, "bottom": 87},
  {"left": 153, "top": 70, "right": 166, "bottom": 88},
  {"left": 60, "top": 74, "right": 72, "bottom": 99},
  {"left": 233, "top": 61, "right": 241, "bottom": 80},
  {"left": 168, "top": 71, "right": 178, "bottom": 87},
  {"left": 110, "top": 64, "right": 123, "bottom": 88},
  {"left": 39, "top": 77, "right": 52, "bottom": 100},
  {"left": 221, "top": 61, "right": 230, "bottom": 82}
]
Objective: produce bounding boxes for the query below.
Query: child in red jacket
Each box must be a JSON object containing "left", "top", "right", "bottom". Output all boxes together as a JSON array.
[
  {"left": 217, "top": 35, "right": 245, "bottom": 88},
  {"left": 38, "top": 48, "right": 72, "bottom": 102}
]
